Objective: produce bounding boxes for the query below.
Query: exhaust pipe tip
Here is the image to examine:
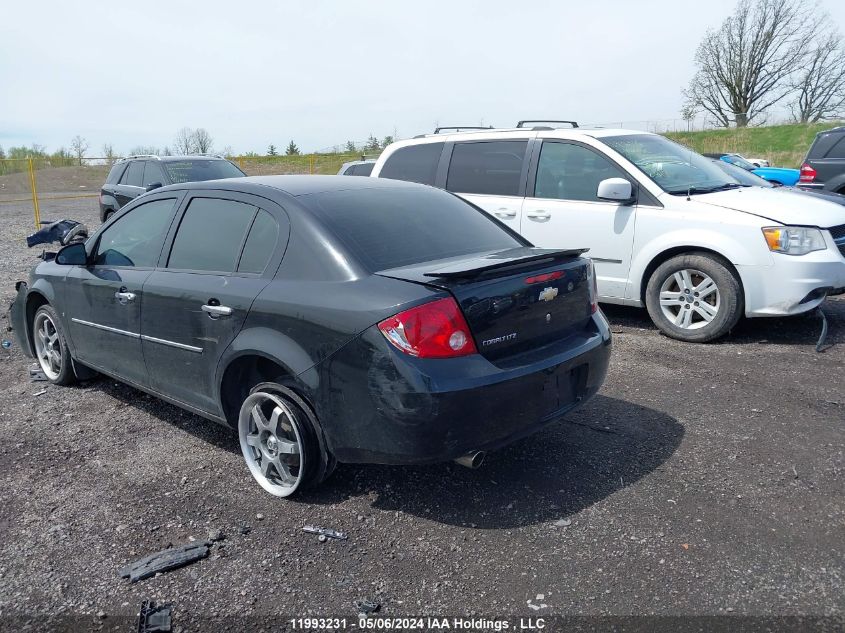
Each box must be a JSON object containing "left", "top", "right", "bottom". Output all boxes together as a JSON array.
[{"left": 454, "top": 451, "right": 486, "bottom": 469}]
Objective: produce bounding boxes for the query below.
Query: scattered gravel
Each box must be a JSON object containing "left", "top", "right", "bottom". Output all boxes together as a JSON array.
[{"left": 0, "top": 195, "right": 843, "bottom": 630}]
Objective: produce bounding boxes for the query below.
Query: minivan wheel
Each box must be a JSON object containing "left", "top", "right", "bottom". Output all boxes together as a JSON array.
[
  {"left": 645, "top": 253, "right": 743, "bottom": 343},
  {"left": 32, "top": 305, "right": 76, "bottom": 385},
  {"left": 238, "top": 384, "right": 325, "bottom": 496}
]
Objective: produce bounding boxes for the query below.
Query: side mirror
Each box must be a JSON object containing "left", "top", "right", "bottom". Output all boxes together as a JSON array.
[
  {"left": 597, "top": 177, "right": 634, "bottom": 204},
  {"left": 55, "top": 242, "right": 88, "bottom": 266},
  {"left": 145, "top": 182, "right": 163, "bottom": 192}
]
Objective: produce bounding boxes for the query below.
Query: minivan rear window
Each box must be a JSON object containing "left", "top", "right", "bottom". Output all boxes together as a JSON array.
[
  {"left": 305, "top": 187, "right": 523, "bottom": 271},
  {"left": 378, "top": 143, "right": 444, "bottom": 185}
]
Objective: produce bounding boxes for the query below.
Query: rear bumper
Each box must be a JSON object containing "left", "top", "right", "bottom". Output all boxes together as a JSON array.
[
  {"left": 738, "top": 246, "right": 845, "bottom": 317},
  {"left": 315, "top": 312, "right": 612, "bottom": 465},
  {"left": 8, "top": 282, "right": 34, "bottom": 357}
]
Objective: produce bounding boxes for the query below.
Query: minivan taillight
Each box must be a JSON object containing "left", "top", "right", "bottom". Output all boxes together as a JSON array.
[
  {"left": 378, "top": 297, "right": 477, "bottom": 358},
  {"left": 799, "top": 163, "right": 817, "bottom": 183}
]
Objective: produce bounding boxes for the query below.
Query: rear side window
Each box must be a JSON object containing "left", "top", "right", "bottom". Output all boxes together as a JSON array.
[
  {"left": 120, "top": 161, "right": 145, "bottom": 187},
  {"left": 238, "top": 209, "right": 279, "bottom": 273},
  {"left": 349, "top": 163, "right": 374, "bottom": 176},
  {"left": 306, "top": 187, "right": 523, "bottom": 271},
  {"left": 106, "top": 162, "right": 127, "bottom": 184},
  {"left": 446, "top": 140, "right": 527, "bottom": 196},
  {"left": 827, "top": 136, "right": 845, "bottom": 159},
  {"left": 379, "top": 143, "right": 443, "bottom": 185},
  {"left": 94, "top": 198, "right": 177, "bottom": 267},
  {"left": 168, "top": 198, "right": 257, "bottom": 272},
  {"left": 143, "top": 161, "right": 166, "bottom": 187}
]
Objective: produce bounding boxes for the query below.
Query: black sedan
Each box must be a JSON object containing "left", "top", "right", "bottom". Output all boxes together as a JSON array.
[{"left": 9, "top": 176, "right": 611, "bottom": 497}]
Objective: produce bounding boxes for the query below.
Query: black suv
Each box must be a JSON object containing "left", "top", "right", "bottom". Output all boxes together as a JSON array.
[
  {"left": 800, "top": 126, "right": 845, "bottom": 194},
  {"left": 99, "top": 155, "right": 245, "bottom": 221}
]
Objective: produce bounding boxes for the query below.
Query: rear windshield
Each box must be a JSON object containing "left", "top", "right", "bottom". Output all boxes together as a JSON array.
[
  {"left": 305, "top": 186, "right": 524, "bottom": 271},
  {"left": 163, "top": 160, "right": 245, "bottom": 183}
]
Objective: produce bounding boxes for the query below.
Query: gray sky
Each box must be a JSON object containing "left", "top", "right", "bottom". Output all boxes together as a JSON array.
[{"left": 2, "top": 0, "right": 844, "bottom": 155}]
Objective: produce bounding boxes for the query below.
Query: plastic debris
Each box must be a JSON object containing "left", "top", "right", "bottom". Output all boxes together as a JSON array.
[
  {"left": 303, "top": 525, "right": 347, "bottom": 540},
  {"left": 119, "top": 542, "right": 210, "bottom": 583},
  {"left": 355, "top": 599, "right": 380, "bottom": 614},
  {"left": 29, "top": 364, "right": 48, "bottom": 382},
  {"left": 1, "top": 339, "right": 11, "bottom": 349},
  {"left": 33, "top": 389, "right": 47, "bottom": 397},
  {"left": 137, "top": 599, "right": 172, "bottom": 633}
]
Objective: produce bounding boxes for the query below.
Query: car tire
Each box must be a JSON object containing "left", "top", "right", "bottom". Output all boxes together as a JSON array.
[
  {"left": 237, "top": 382, "right": 330, "bottom": 497},
  {"left": 32, "top": 305, "right": 76, "bottom": 385},
  {"left": 645, "top": 253, "right": 743, "bottom": 343}
]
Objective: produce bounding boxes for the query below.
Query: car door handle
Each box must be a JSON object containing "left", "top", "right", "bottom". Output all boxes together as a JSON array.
[
  {"left": 493, "top": 208, "right": 517, "bottom": 219},
  {"left": 114, "top": 290, "right": 136, "bottom": 304},
  {"left": 526, "top": 210, "right": 551, "bottom": 221},
  {"left": 202, "top": 304, "right": 233, "bottom": 318}
]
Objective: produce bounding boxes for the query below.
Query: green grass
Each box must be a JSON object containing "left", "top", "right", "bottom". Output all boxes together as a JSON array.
[{"left": 666, "top": 122, "right": 843, "bottom": 168}]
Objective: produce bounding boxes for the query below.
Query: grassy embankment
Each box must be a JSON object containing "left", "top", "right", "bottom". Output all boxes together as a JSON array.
[{"left": 666, "top": 121, "right": 843, "bottom": 168}]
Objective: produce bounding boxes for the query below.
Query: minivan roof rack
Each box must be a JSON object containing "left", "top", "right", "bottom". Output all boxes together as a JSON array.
[
  {"left": 122, "top": 154, "right": 162, "bottom": 161},
  {"left": 433, "top": 126, "right": 494, "bottom": 134},
  {"left": 516, "top": 120, "right": 579, "bottom": 129}
]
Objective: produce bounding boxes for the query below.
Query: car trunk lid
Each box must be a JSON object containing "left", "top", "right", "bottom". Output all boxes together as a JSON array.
[{"left": 377, "top": 247, "right": 594, "bottom": 361}]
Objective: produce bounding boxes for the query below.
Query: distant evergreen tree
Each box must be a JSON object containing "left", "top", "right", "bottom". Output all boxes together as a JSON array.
[
  {"left": 345, "top": 140, "right": 357, "bottom": 152},
  {"left": 381, "top": 135, "right": 394, "bottom": 148},
  {"left": 268, "top": 144, "right": 278, "bottom": 156},
  {"left": 364, "top": 134, "right": 380, "bottom": 153},
  {"left": 285, "top": 141, "right": 300, "bottom": 156}
]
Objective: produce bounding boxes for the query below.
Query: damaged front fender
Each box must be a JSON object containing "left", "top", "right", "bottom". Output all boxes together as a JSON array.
[{"left": 8, "top": 281, "right": 34, "bottom": 358}]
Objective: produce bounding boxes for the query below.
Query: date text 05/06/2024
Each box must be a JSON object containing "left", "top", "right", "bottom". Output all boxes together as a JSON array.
[{"left": 288, "top": 617, "right": 547, "bottom": 630}]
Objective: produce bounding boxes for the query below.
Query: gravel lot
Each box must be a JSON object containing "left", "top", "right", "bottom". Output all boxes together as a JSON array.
[{"left": 0, "top": 196, "right": 843, "bottom": 632}]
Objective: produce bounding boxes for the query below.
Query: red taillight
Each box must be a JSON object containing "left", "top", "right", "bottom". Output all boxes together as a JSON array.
[
  {"left": 524, "top": 270, "right": 564, "bottom": 284},
  {"left": 799, "top": 163, "right": 817, "bottom": 183},
  {"left": 377, "top": 297, "right": 477, "bottom": 358}
]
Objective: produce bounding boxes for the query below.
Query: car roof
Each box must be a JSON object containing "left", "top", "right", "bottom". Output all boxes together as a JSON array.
[
  {"left": 156, "top": 174, "right": 425, "bottom": 197},
  {"left": 120, "top": 155, "right": 231, "bottom": 163},
  {"left": 405, "top": 127, "right": 649, "bottom": 141}
]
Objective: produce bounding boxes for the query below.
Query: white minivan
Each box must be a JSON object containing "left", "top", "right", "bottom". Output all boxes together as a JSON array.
[{"left": 370, "top": 127, "right": 845, "bottom": 342}]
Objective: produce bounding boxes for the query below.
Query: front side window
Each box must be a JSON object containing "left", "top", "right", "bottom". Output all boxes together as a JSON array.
[
  {"left": 93, "top": 198, "right": 177, "bottom": 267},
  {"left": 120, "top": 161, "right": 145, "bottom": 187},
  {"left": 602, "top": 134, "right": 740, "bottom": 195},
  {"left": 163, "top": 160, "right": 245, "bottom": 184},
  {"left": 143, "top": 161, "right": 166, "bottom": 187},
  {"left": 167, "top": 198, "right": 257, "bottom": 272},
  {"left": 379, "top": 142, "right": 444, "bottom": 185},
  {"left": 446, "top": 140, "right": 527, "bottom": 196},
  {"left": 534, "top": 142, "right": 627, "bottom": 202}
]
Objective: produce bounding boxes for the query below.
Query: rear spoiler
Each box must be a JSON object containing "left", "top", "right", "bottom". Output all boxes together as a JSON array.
[{"left": 423, "top": 248, "right": 589, "bottom": 279}]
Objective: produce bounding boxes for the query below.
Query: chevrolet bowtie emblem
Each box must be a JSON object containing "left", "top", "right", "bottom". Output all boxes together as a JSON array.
[{"left": 539, "top": 287, "right": 559, "bottom": 302}]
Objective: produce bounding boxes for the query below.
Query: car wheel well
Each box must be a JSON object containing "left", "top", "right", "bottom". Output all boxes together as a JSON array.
[
  {"left": 641, "top": 247, "right": 743, "bottom": 305},
  {"left": 220, "top": 355, "right": 297, "bottom": 426},
  {"left": 25, "top": 292, "right": 50, "bottom": 352}
]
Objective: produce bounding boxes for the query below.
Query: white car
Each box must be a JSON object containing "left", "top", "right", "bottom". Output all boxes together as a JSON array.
[
  {"left": 370, "top": 126, "right": 845, "bottom": 342},
  {"left": 744, "top": 156, "right": 770, "bottom": 168}
]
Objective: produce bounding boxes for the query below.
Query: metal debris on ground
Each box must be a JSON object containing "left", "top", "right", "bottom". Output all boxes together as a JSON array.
[
  {"left": 137, "top": 599, "right": 172, "bottom": 633},
  {"left": 29, "top": 364, "right": 48, "bottom": 381},
  {"left": 355, "top": 599, "right": 380, "bottom": 614},
  {"left": 119, "top": 542, "right": 210, "bottom": 583},
  {"left": 815, "top": 307, "right": 830, "bottom": 353},
  {"left": 303, "top": 525, "right": 348, "bottom": 540},
  {"left": 33, "top": 389, "right": 47, "bottom": 397}
]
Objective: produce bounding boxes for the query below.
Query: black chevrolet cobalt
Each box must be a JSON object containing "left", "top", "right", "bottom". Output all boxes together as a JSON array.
[{"left": 10, "top": 176, "right": 611, "bottom": 497}]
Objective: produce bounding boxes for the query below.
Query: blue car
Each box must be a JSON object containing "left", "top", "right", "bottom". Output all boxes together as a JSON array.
[{"left": 706, "top": 153, "right": 800, "bottom": 186}]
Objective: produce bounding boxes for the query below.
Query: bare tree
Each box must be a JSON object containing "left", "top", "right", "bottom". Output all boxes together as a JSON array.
[
  {"left": 192, "top": 128, "right": 213, "bottom": 154},
  {"left": 789, "top": 30, "right": 845, "bottom": 123},
  {"left": 70, "top": 135, "right": 89, "bottom": 165},
  {"left": 683, "top": 0, "right": 820, "bottom": 127},
  {"left": 222, "top": 145, "right": 234, "bottom": 158},
  {"left": 102, "top": 143, "right": 117, "bottom": 165},
  {"left": 174, "top": 127, "right": 195, "bottom": 154}
]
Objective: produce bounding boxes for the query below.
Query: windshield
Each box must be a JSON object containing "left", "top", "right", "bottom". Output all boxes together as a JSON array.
[
  {"left": 602, "top": 134, "right": 742, "bottom": 195},
  {"left": 721, "top": 154, "right": 756, "bottom": 170},
  {"left": 163, "top": 160, "right": 245, "bottom": 183}
]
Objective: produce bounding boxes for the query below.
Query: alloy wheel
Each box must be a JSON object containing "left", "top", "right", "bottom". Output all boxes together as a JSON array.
[
  {"left": 238, "top": 391, "right": 304, "bottom": 497},
  {"left": 658, "top": 268, "right": 720, "bottom": 330},
  {"left": 33, "top": 312, "right": 62, "bottom": 380}
]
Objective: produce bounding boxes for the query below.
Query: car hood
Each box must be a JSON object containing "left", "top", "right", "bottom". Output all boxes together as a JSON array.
[
  {"left": 693, "top": 186, "right": 845, "bottom": 227},
  {"left": 753, "top": 167, "right": 799, "bottom": 177}
]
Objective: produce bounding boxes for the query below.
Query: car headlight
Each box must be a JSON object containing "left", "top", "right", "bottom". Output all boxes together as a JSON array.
[{"left": 761, "top": 226, "right": 826, "bottom": 255}]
